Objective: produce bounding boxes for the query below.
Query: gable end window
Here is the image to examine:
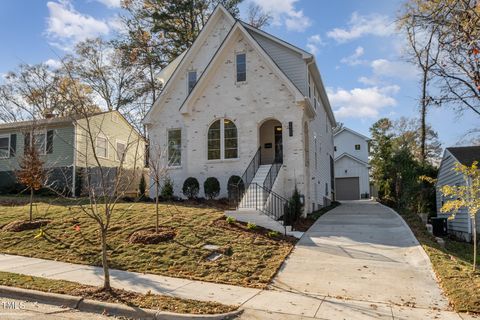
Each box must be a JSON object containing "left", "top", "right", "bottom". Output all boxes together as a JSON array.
[
  {"left": 187, "top": 71, "right": 197, "bottom": 93},
  {"left": 208, "top": 119, "right": 238, "bottom": 160},
  {"left": 168, "top": 129, "right": 182, "bottom": 166},
  {"left": 355, "top": 144, "right": 361, "bottom": 150},
  {"left": 236, "top": 53, "right": 246, "bottom": 82},
  {"left": 96, "top": 136, "right": 108, "bottom": 158},
  {"left": 0, "top": 135, "right": 10, "bottom": 159}
]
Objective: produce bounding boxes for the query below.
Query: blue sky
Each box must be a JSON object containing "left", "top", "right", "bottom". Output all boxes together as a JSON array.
[{"left": 0, "top": 0, "right": 477, "bottom": 146}]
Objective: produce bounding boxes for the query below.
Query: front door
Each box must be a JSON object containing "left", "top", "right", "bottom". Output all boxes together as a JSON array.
[{"left": 274, "top": 126, "right": 283, "bottom": 163}]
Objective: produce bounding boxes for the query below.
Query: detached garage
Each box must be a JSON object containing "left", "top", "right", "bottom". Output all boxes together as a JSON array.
[
  {"left": 335, "top": 177, "right": 360, "bottom": 200},
  {"left": 333, "top": 127, "right": 371, "bottom": 201}
]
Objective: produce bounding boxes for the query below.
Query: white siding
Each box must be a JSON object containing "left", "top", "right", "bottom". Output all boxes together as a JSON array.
[
  {"left": 334, "top": 156, "right": 370, "bottom": 196},
  {"left": 334, "top": 129, "right": 369, "bottom": 163}
]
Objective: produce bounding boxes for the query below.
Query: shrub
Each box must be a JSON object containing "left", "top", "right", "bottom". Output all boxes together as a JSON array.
[
  {"left": 138, "top": 174, "right": 146, "bottom": 198},
  {"left": 182, "top": 177, "right": 200, "bottom": 199},
  {"left": 161, "top": 177, "right": 174, "bottom": 200},
  {"left": 227, "top": 175, "right": 244, "bottom": 201},
  {"left": 286, "top": 186, "right": 303, "bottom": 225},
  {"left": 226, "top": 216, "right": 236, "bottom": 224},
  {"left": 246, "top": 222, "right": 257, "bottom": 230},
  {"left": 267, "top": 231, "right": 280, "bottom": 238},
  {"left": 204, "top": 177, "right": 220, "bottom": 199}
]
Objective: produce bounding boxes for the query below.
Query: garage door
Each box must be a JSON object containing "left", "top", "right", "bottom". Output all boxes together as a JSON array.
[{"left": 335, "top": 177, "right": 360, "bottom": 200}]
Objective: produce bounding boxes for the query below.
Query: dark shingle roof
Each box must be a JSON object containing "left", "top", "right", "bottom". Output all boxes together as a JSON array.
[{"left": 447, "top": 146, "right": 480, "bottom": 166}]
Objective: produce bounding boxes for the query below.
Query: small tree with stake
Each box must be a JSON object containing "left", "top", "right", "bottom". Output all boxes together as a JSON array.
[
  {"left": 16, "top": 133, "right": 45, "bottom": 222},
  {"left": 441, "top": 161, "right": 480, "bottom": 272}
]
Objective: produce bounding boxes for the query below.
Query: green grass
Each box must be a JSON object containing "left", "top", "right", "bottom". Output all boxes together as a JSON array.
[
  {"left": 398, "top": 209, "right": 480, "bottom": 313},
  {"left": 0, "top": 271, "right": 236, "bottom": 314},
  {"left": 0, "top": 196, "right": 294, "bottom": 288}
]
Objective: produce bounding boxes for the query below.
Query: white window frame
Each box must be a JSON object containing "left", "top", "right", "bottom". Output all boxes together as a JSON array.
[
  {"left": 187, "top": 70, "right": 197, "bottom": 93},
  {"left": 115, "top": 140, "right": 126, "bottom": 162},
  {"left": 96, "top": 135, "right": 109, "bottom": 159},
  {"left": 235, "top": 52, "right": 246, "bottom": 83},
  {"left": 33, "top": 131, "right": 47, "bottom": 156},
  {"left": 0, "top": 134, "right": 10, "bottom": 159},
  {"left": 207, "top": 118, "right": 238, "bottom": 161},
  {"left": 167, "top": 128, "right": 182, "bottom": 167}
]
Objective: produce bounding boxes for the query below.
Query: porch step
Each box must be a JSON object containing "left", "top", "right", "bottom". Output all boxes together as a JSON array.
[
  {"left": 239, "top": 165, "right": 271, "bottom": 210},
  {"left": 225, "top": 210, "right": 304, "bottom": 239}
]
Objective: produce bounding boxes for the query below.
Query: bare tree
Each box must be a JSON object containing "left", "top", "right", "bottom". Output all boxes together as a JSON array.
[
  {"left": 405, "top": 0, "right": 480, "bottom": 116},
  {"left": 247, "top": 3, "right": 272, "bottom": 29},
  {"left": 148, "top": 144, "right": 169, "bottom": 233},
  {"left": 398, "top": 0, "right": 440, "bottom": 163}
]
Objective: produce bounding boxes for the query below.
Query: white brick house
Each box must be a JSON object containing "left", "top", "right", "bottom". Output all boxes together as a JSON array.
[{"left": 143, "top": 5, "right": 336, "bottom": 219}]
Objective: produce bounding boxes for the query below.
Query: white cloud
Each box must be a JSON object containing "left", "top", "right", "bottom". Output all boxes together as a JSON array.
[
  {"left": 306, "top": 34, "right": 324, "bottom": 55},
  {"left": 327, "top": 85, "right": 400, "bottom": 119},
  {"left": 248, "top": 0, "right": 312, "bottom": 32},
  {"left": 327, "top": 12, "right": 394, "bottom": 43},
  {"left": 44, "top": 59, "right": 62, "bottom": 69},
  {"left": 95, "top": 0, "right": 121, "bottom": 8},
  {"left": 46, "top": 0, "right": 110, "bottom": 50},
  {"left": 340, "top": 46, "right": 365, "bottom": 66},
  {"left": 370, "top": 59, "right": 418, "bottom": 80}
]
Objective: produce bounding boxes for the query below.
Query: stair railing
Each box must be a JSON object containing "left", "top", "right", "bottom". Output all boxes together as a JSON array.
[{"left": 233, "top": 147, "right": 261, "bottom": 208}]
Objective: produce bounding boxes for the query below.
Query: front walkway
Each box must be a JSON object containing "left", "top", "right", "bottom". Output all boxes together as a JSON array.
[{"left": 0, "top": 201, "right": 476, "bottom": 319}]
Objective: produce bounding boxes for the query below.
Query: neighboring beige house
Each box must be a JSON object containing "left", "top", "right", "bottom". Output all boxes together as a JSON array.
[
  {"left": 0, "top": 110, "right": 145, "bottom": 196},
  {"left": 436, "top": 146, "right": 480, "bottom": 242},
  {"left": 143, "top": 5, "right": 336, "bottom": 229},
  {"left": 333, "top": 127, "right": 371, "bottom": 200}
]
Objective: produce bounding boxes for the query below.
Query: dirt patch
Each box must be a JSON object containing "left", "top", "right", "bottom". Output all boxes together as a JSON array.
[
  {"left": 292, "top": 217, "right": 316, "bottom": 232},
  {"left": 2, "top": 219, "right": 51, "bottom": 232},
  {"left": 128, "top": 227, "right": 176, "bottom": 244},
  {"left": 0, "top": 199, "right": 30, "bottom": 206}
]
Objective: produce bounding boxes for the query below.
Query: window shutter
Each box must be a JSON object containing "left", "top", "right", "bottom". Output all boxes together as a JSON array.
[
  {"left": 24, "top": 132, "right": 30, "bottom": 155},
  {"left": 10, "top": 134, "right": 16, "bottom": 157},
  {"left": 46, "top": 130, "right": 54, "bottom": 154}
]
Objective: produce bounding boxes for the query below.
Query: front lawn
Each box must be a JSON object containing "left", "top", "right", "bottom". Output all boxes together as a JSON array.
[
  {"left": 398, "top": 209, "right": 480, "bottom": 313},
  {"left": 0, "top": 196, "right": 295, "bottom": 288}
]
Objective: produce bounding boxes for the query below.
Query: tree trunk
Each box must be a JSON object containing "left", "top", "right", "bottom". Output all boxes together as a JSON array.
[
  {"left": 420, "top": 71, "right": 428, "bottom": 164},
  {"left": 155, "top": 182, "right": 159, "bottom": 233},
  {"left": 29, "top": 188, "right": 34, "bottom": 222},
  {"left": 473, "top": 216, "right": 477, "bottom": 272},
  {"left": 100, "top": 228, "right": 111, "bottom": 291}
]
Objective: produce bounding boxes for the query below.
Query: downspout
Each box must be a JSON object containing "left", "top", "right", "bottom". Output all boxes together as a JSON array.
[{"left": 72, "top": 124, "right": 77, "bottom": 198}]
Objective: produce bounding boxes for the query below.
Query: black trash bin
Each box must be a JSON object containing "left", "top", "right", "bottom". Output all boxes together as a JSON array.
[{"left": 431, "top": 217, "right": 448, "bottom": 237}]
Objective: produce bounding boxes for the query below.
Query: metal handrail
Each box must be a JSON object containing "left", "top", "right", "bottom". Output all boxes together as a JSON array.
[
  {"left": 240, "top": 182, "right": 289, "bottom": 222},
  {"left": 263, "top": 161, "right": 282, "bottom": 191},
  {"left": 234, "top": 147, "right": 261, "bottom": 206}
]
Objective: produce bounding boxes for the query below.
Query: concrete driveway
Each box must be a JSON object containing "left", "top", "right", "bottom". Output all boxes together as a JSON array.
[{"left": 271, "top": 200, "right": 449, "bottom": 310}]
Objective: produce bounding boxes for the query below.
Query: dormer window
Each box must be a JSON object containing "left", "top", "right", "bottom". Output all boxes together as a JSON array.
[
  {"left": 236, "top": 53, "right": 246, "bottom": 82},
  {"left": 355, "top": 144, "right": 361, "bottom": 150},
  {"left": 187, "top": 71, "right": 197, "bottom": 93}
]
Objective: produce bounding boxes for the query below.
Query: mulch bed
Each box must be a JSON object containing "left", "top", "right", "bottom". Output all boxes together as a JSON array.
[
  {"left": 2, "top": 219, "right": 51, "bottom": 232},
  {"left": 292, "top": 217, "right": 316, "bottom": 232},
  {"left": 128, "top": 227, "right": 176, "bottom": 244}
]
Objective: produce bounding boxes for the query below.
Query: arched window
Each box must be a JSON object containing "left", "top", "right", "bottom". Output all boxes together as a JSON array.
[{"left": 208, "top": 119, "right": 238, "bottom": 160}]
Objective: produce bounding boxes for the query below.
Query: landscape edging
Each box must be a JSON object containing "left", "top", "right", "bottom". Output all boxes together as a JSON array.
[{"left": 0, "top": 285, "right": 241, "bottom": 319}]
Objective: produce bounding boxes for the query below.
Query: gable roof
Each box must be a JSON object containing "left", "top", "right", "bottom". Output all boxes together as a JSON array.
[
  {"left": 335, "top": 152, "right": 370, "bottom": 167},
  {"left": 179, "top": 21, "right": 305, "bottom": 114},
  {"left": 334, "top": 127, "right": 371, "bottom": 141},
  {"left": 446, "top": 146, "right": 480, "bottom": 166},
  {"left": 142, "top": 4, "right": 336, "bottom": 125},
  {"left": 143, "top": 5, "right": 235, "bottom": 124}
]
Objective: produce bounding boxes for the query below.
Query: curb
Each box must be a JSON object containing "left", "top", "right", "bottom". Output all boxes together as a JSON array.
[{"left": 0, "top": 285, "right": 242, "bottom": 319}]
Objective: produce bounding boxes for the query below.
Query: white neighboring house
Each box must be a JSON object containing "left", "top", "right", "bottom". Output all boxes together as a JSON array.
[
  {"left": 333, "top": 127, "right": 370, "bottom": 200},
  {"left": 143, "top": 5, "right": 336, "bottom": 231},
  {"left": 436, "top": 146, "right": 480, "bottom": 242}
]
